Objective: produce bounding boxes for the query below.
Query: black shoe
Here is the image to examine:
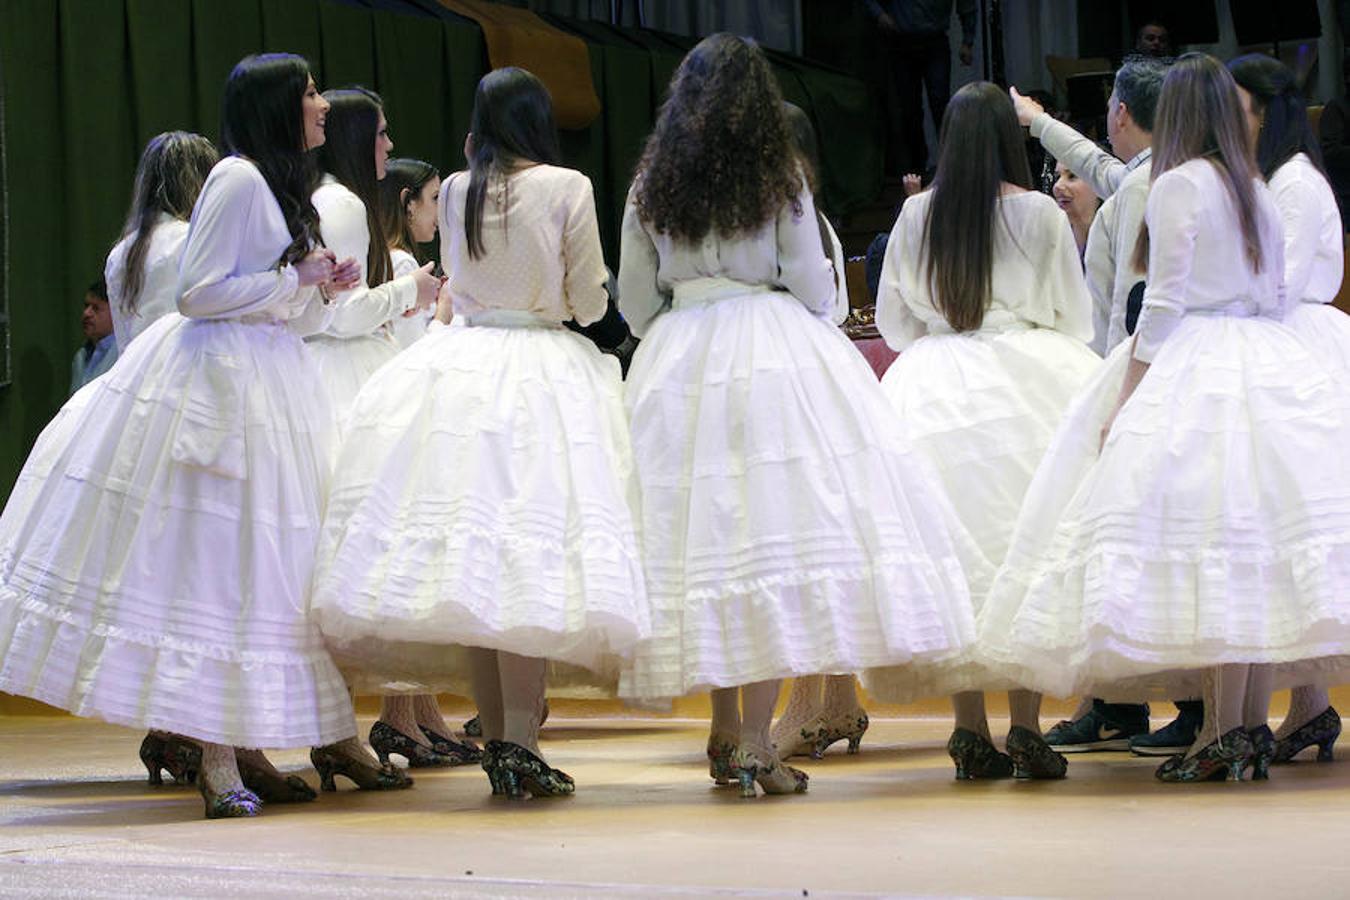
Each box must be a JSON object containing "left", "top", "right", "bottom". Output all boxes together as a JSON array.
[
  {"left": 463, "top": 715, "right": 482, "bottom": 738},
  {"left": 368, "top": 721, "right": 455, "bottom": 768},
  {"left": 1007, "top": 726, "right": 1068, "bottom": 779},
  {"left": 1273, "top": 706, "right": 1341, "bottom": 764},
  {"left": 1045, "top": 700, "right": 1149, "bottom": 753},
  {"left": 947, "top": 728, "right": 1013, "bottom": 780},
  {"left": 482, "top": 740, "right": 574, "bottom": 798},
  {"left": 1130, "top": 701, "right": 1203, "bottom": 757},
  {"left": 420, "top": 726, "right": 483, "bottom": 765}
]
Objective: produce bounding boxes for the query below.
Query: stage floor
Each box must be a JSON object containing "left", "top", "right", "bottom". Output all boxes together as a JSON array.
[{"left": 2, "top": 713, "right": 1348, "bottom": 898}]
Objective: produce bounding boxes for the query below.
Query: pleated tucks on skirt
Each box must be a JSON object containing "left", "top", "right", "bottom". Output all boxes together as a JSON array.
[
  {"left": 979, "top": 316, "right": 1350, "bottom": 699},
  {"left": 864, "top": 324, "right": 1102, "bottom": 702},
  {"left": 312, "top": 314, "right": 650, "bottom": 687},
  {"left": 618, "top": 283, "right": 982, "bottom": 700},
  {"left": 0, "top": 313, "right": 356, "bottom": 747}
]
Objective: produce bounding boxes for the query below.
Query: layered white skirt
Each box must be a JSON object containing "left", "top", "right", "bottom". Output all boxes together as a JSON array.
[
  {"left": 1286, "top": 301, "right": 1350, "bottom": 371},
  {"left": 979, "top": 314, "right": 1350, "bottom": 699},
  {"left": 865, "top": 323, "right": 1101, "bottom": 701},
  {"left": 0, "top": 313, "right": 355, "bottom": 747},
  {"left": 305, "top": 330, "right": 401, "bottom": 423},
  {"left": 618, "top": 282, "right": 979, "bottom": 700},
  {"left": 311, "top": 313, "right": 649, "bottom": 686}
]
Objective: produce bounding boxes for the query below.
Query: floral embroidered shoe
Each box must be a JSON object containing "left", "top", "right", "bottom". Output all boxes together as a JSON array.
[
  {"left": 731, "top": 744, "right": 809, "bottom": 798},
  {"left": 707, "top": 734, "right": 738, "bottom": 785},
  {"left": 235, "top": 749, "right": 317, "bottom": 803},
  {"left": 309, "top": 744, "right": 414, "bottom": 792},
  {"left": 1006, "top": 726, "right": 1068, "bottom": 779},
  {"left": 368, "top": 721, "right": 454, "bottom": 768},
  {"left": 1248, "top": 725, "right": 1275, "bottom": 781},
  {"left": 420, "top": 726, "right": 483, "bottom": 764},
  {"left": 196, "top": 772, "right": 262, "bottom": 820},
  {"left": 805, "top": 709, "right": 870, "bottom": 759},
  {"left": 483, "top": 740, "right": 574, "bottom": 798},
  {"left": 1273, "top": 706, "right": 1340, "bottom": 764},
  {"left": 1154, "top": 728, "right": 1254, "bottom": 783},
  {"left": 947, "top": 727, "right": 1014, "bottom": 780},
  {"left": 139, "top": 731, "right": 202, "bottom": 786}
]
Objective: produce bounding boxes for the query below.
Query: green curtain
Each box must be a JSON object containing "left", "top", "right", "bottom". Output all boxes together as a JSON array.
[{"left": 0, "top": 0, "right": 879, "bottom": 499}]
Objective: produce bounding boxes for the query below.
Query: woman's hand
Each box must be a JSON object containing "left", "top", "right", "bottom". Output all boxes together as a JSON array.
[
  {"left": 294, "top": 249, "right": 336, "bottom": 287},
  {"left": 329, "top": 256, "right": 361, "bottom": 292},
  {"left": 433, "top": 279, "right": 454, "bottom": 325},
  {"left": 902, "top": 173, "right": 923, "bottom": 197},
  {"left": 411, "top": 261, "right": 441, "bottom": 311}
]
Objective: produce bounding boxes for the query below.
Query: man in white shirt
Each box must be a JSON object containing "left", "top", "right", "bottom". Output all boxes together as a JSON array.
[
  {"left": 1011, "top": 57, "right": 1204, "bottom": 759},
  {"left": 1012, "top": 56, "right": 1167, "bottom": 356}
]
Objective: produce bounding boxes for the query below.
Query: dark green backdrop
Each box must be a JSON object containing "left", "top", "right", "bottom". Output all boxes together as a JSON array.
[{"left": 0, "top": 0, "right": 881, "bottom": 500}]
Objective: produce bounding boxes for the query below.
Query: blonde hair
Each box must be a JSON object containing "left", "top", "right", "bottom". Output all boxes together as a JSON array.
[{"left": 1132, "top": 53, "right": 1264, "bottom": 274}]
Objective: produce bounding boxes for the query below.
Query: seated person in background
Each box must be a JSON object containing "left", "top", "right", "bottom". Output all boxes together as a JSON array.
[
  {"left": 1135, "top": 19, "right": 1172, "bottom": 58},
  {"left": 70, "top": 279, "right": 118, "bottom": 395},
  {"left": 865, "top": 232, "right": 888, "bottom": 303}
]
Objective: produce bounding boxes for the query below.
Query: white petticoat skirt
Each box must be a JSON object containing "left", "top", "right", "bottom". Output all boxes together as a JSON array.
[
  {"left": 1285, "top": 301, "right": 1350, "bottom": 371},
  {"left": 311, "top": 312, "right": 649, "bottom": 687},
  {"left": 0, "top": 313, "right": 355, "bottom": 748},
  {"left": 617, "top": 281, "right": 980, "bottom": 701},
  {"left": 978, "top": 314, "right": 1350, "bottom": 699},
  {"left": 305, "top": 330, "right": 401, "bottom": 424},
  {"left": 865, "top": 322, "right": 1102, "bottom": 701}
]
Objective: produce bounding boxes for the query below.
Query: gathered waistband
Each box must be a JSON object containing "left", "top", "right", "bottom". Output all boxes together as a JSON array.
[
  {"left": 926, "top": 310, "right": 1035, "bottom": 336},
  {"left": 671, "top": 277, "right": 780, "bottom": 310},
  {"left": 462, "top": 309, "right": 564, "bottom": 330},
  {"left": 1186, "top": 297, "right": 1274, "bottom": 319}
]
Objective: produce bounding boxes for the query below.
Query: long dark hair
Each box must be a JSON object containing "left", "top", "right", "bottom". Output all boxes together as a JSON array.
[
  {"left": 1228, "top": 53, "right": 1325, "bottom": 179},
  {"left": 379, "top": 158, "right": 439, "bottom": 257},
  {"left": 782, "top": 102, "right": 822, "bottom": 196},
  {"left": 634, "top": 33, "right": 802, "bottom": 242},
  {"left": 317, "top": 87, "right": 391, "bottom": 286},
  {"left": 221, "top": 53, "right": 321, "bottom": 266},
  {"left": 119, "top": 131, "right": 217, "bottom": 314},
  {"left": 922, "top": 82, "right": 1033, "bottom": 332},
  {"left": 1133, "top": 53, "right": 1264, "bottom": 274},
  {"left": 464, "top": 67, "right": 562, "bottom": 260}
]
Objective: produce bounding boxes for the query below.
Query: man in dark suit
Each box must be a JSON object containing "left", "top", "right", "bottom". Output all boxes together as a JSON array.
[{"left": 864, "top": 0, "right": 977, "bottom": 174}]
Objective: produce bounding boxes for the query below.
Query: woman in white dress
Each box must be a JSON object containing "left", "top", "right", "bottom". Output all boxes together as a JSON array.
[
  {"left": 381, "top": 158, "right": 443, "bottom": 350},
  {"left": 0, "top": 53, "right": 381, "bottom": 818},
  {"left": 768, "top": 102, "right": 871, "bottom": 761},
  {"left": 865, "top": 82, "right": 1102, "bottom": 780},
  {"left": 617, "top": 34, "right": 978, "bottom": 798},
  {"left": 307, "top": 89, "right": 440, "bottom": 423},
  {"left": 980, "top": 53, "right": 1350, "bottom": 782},
  {"left": 1230, "top": 53, "right": 1348, "bottom": 765},
  {"left": 104, "top": 131, "right": 218, "bottom": 353},
  {"left": 312, "top": 68, "right": 648, "bottom": 798}
]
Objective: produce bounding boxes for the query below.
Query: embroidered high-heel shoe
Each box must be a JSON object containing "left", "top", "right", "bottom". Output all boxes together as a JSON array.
[
  {"left": 368, "top": 721, "right": 454, "bottom": 768},
  {"left": 309, "top": 744, "right": 414, "bottom": 792},
  {"left": 139, "top": 732, "right": 202, "bottom": 786},
  {"left": 235, "top": 749, "right": 317, "bottom": 803},
  {"left": 196, "top": 771, "right": 262, "bottom": 819},
  {"left": 707, "top": 734, "right": 737, "bottom": 785},
  {"left": 1248, "top": 724, "right": 1275, "bottom": 781},
  {"left": 804, "top": 709, "right": 870, "bottom": 759},
  {"left": 1273, "top": 706, "right": 1341, "bottom": 764},
  {"left": 1006, "top": 726, "right": 1068, "bottom": 779},
  {"left": 420, "top": 726, "right": 483, "bottom": 764},
  {"left": 483, "top": 740, "right": 574, "bottom": 798},
  {"left": 731, "top": 745, "right": 809, "bottom": 798},
  {"left": 1154, "top": 728, "right": 1254, "bottom": 782},
  {"left": 947, "top": 728, "right": 1014, "bottom": 780},
  {"left": 463, "top": 715, "right": 482, "bottom": 737}
]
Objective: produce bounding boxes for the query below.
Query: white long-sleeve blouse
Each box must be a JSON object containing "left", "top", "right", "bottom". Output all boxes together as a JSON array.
[
  {"left": 176, "top": 156, "right": 330, "bottom": 334},
  {"left": 1133, "top": 159, "right": 1286, "bottom": 363},
  {"left": 616, "top": 181, "right": 836, "bottom": 338},
  {"left": 105, "top": 213, "right": 189, "bottom": 351},
  {"left": 876, "top": 188, "right": 1094, "bottom": 350},
  {"left": 1269, "top": 153, "right": 1343, "bottom": 307}
]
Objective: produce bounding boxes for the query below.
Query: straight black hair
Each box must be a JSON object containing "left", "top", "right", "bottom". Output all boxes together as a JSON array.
[
  {"left": 1228, "top": 53, "right": 1326, "bottom": 180},
  {"left": 317, "top": 87, "right": 391, "bottom": 286},
  {"left": 923, "top": 81, "right": 1033, "bottom": 332},
  {"left": 221, "top": 53, "right": 321, "bottom": 266},
  {"left": 464, "top": 67, "right": 562, "bottom": 260},
  {"left": 380, "top": 157, "right": 440, "bottom": 257}
]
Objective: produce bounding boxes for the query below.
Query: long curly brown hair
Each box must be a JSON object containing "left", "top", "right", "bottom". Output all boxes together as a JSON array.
[{"left": 633, "top": 33, "right": 801, "bottom": 241}]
